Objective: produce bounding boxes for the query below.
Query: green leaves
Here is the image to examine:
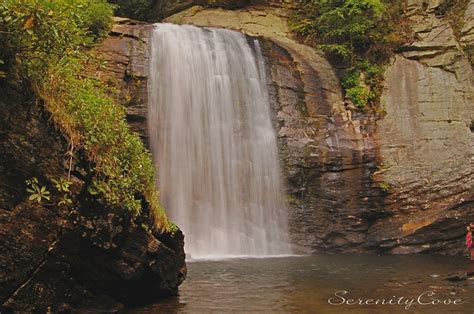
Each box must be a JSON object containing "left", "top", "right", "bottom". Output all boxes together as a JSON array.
[
  {"left": 346, "top": 85, "right": 373, "bottom": 108},
  {"left": 341, "top": 60, "right": 383, "bottom": 109},
  {"left": 26, "top": 177, "right": 73, "bottom": 206},
  {"left": 52, "top": 177, "right": 71, "bottom": 193},
  {"left": 0, "top": 0, "right": 113, "bottom": 82},
  {"left": 5, "top": 0, "right": 170, "bottom": 232},
  {"left": 26, "top": 177, "right": 51, "bottom": 204},
  {"left": 291, "top": 0, "right": 404, "bottom": 63},
  {"left": 108, "top": 0, "right": 151, "bottom": 21},
  {"left": 291, "top": 0, "right": 407, "bottom": 110}
]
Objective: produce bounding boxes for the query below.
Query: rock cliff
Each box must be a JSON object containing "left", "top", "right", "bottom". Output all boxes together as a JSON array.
[
  {"left": 462, "top": 0, "right": 474, "bottom": 64},
  {"left": 119, "top": 0, "right": 473, "bottom": 255},
  {"left": 372, "top": 0, "right": 474, "bottom": 254}
]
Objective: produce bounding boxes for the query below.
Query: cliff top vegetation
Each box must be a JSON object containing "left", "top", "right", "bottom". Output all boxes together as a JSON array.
[
  {"left": 0, "top": 0, "right": 173, "bottom": 232},
  {"left": 291, "top": 0, "right": 410, "bottom": 109}
]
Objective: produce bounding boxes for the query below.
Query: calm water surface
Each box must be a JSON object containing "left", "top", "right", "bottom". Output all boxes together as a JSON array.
[{"left": 131, "top": 255, "right": 473, "bottom": 313}]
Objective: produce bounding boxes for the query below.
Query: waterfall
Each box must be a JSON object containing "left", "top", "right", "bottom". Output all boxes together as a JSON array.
[{"left": 148, "top": 23, "right": 292, "bottom": 259}]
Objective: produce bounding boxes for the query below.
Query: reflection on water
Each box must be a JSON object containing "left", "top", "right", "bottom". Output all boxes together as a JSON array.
[{"left": 130, "top": 255, "right": 473, "bottom": 313}]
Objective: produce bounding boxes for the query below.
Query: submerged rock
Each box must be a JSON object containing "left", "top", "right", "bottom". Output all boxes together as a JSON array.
[{"left": 445, "top": 271, "right": 474, "bottom": 282}]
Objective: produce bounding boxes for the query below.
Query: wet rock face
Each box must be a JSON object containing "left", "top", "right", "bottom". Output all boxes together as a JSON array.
[
  {"left": 0, "top": 83, "right": 71, "bottom": 308},
  {"left": 162, "top": 2, "right": 473, "bottom": 255},
  {"left": 0, "top": 84, "right": 65, "bottom": 210},
  {"left": 260, "top": 39, "right": 385, "bottom": 253},
  {"left": 103, "top": 1, "right": 473, "bottom": 256},
  {"left": 94, "top": 18, "right": 153, "bottom": 146}
]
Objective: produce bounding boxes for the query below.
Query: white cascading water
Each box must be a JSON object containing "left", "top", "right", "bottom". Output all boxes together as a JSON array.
[{"left": 148, "top": 24, "right": 292, "bottom": 259}]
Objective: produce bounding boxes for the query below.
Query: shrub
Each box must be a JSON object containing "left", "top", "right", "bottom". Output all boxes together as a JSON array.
[
  {"left": 0, "top": 0, "right": 171, "bottom": 231},
  {"left": 292, "top": 0, "right": 406, "bottom": 63},
  {"left": 291, "top": 0, "right": 409, "bottom": 108},
  {"left": 108, "top": 0, "right": 152, "bottom": 21},
  {"left": 341, "top": 60, "right": 383, "bottom": 109},
  {"left": 346, "top": 86, "right": 372, "bottom": 109},
  {"left": 79, "top": 0, "right": 116, "bottom": 38}
]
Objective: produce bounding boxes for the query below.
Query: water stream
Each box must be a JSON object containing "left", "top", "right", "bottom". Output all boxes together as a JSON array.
[{"left": 148, "top": 24, "right": 292, "bottom": 259}]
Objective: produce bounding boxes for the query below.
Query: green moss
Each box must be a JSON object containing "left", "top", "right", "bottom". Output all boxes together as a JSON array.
[
  {"left": 287, "top": 194, "right": 300, "bottom": 205},
  {"left": 0, "top": 0, "right": 170, "bottom": 231},
  {"left": 168, "top": 221, "right": 179, "bottom": 234}
]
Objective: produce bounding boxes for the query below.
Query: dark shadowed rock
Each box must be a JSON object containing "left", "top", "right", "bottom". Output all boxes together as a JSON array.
[
  {"left": 260, "top": 38, "right": 385, "bottom": 253},
  {"left": 2, "top": 221, "right": 185, "bottom": 312},
  {"left": 0, "top": 66, "right": 185, "bottom": 312}
]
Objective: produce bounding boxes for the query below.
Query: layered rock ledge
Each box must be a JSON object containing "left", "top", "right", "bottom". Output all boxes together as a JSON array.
[{"left": 112, "top": 0, "right": 473, "bottom": 255}]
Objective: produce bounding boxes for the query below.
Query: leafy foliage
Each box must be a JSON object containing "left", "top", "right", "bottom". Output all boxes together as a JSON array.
[
  {"left": 291, "top": 0, "right": 409, "bottom": 108},
  {"left": 26, "top": 177, "right": 51, "bottom": 204},
  {"left": 1, "top": 0, "right": 171, "bottom": 231},
  {"left": 341, "top": 61, "right": 383, "bottom": 109},
  {"left": 52, "top": 177, "right": 73, "bottom": 206},
  {"left": 292, "top": 0, "right": 406, "bottom": 63},
  {"left": 108, "top": 0, "right": 152, "bottom": 21},
  {"left": 52, "top": 177, "right": 72, "bottom": 193}
]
